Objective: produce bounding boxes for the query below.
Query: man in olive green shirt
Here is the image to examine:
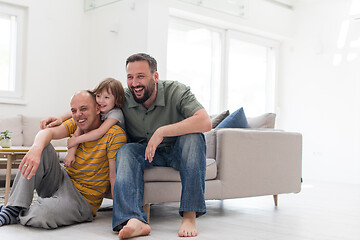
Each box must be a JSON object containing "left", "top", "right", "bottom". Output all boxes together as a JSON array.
[{"left": 112, "top": 53, "right": 212, "bottom": 239}]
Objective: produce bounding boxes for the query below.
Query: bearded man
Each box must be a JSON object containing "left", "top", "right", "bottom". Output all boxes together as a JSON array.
[{"left": 112, "top": 53, "right": 212, "bottom": 239}]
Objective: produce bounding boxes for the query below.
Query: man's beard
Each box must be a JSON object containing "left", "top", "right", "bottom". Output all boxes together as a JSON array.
[{"left": 131, "top": 78, "right": 156, "bottom": 104}]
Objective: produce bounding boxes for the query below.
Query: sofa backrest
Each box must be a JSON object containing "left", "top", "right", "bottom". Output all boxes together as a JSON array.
[
  {"left": 1, "top": 112, "right": 276, "bottom": 152},
  {"left": 22, "top": 115, "right": 42, "bottom": 146},
  {"left": 247, "top": 113, "right": 276, "bottom": 128},
  {"left": 0, "top": 115, "right": 23, "bottom": 145},
  {"left": 0, "top": 115, "right": 67, "bottom": 147},
  {"left": 205, "top": 112, "right": 276, "bottom": 159}
]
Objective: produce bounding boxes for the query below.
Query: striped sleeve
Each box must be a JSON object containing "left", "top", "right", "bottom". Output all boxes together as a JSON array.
[
  {"left": 107, "top": 125, "right": 127, "bottom": 162},
  {"left": 62, "top": 118, "right": 76, "bottom": 137}
]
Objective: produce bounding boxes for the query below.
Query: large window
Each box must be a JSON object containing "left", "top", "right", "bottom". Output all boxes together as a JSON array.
[
  {"left": 167, "top": 19, "right": 222, "bottom": 113},
  {"left": 0, "top": 3, "right": 26, "bottom": 104},
  {"left": 167, "top": 18, "right": 278, "bottom": 117},
  {"left": 226, "top": 31, "right": 277, "bottom": 116}
]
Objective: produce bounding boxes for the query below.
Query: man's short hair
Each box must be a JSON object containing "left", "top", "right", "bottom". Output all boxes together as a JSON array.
[{"left": 126, "top": 53, "right": 157, "bottom": 74}]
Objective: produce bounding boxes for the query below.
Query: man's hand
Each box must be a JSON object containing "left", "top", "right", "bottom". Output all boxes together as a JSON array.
[
  {"left": 143, "top": 108, "right": 211, "bottom": 163},
  {"left": 40, "top": 116, "right": 62, "bottom": 129},
  {"left": 19, "top": 145, "right": 42, "bottom": 180},
  {"left": 145, "top": 128, "right": 164, "bottom": 163}
]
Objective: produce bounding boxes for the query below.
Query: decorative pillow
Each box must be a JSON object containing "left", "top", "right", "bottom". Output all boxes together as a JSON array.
[
  {"left": 210, "top": 110, "right": 230, "bottom": 128},
  {"left": 216, "top": 107, "right": 250, "bottom": 128},
  {"left": 247, "top": 113, "right": 276, "bottom": 129}
]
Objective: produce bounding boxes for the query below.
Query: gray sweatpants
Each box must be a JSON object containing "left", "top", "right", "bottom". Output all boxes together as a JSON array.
[{"left": 7, "top": 144, "right": 93, "bottom": 229}]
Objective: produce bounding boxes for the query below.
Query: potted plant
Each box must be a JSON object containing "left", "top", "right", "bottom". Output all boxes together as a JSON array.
[{"left": 0, "top": 130, "right": 12, "bottom": 148}]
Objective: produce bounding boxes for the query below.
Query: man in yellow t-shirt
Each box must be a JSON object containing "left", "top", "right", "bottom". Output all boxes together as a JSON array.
[{"left": 0, "top": 90, "right": 126, "bottom": 229}]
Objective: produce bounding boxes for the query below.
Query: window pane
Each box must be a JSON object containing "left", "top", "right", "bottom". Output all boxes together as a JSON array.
[
  {"left": 0, "top": 16, "right": 11, "bottom": 91},
  {"left": 0, "top": 3, "right": 24, "bottom": 104},
  {"left": 167, "top": 20, "right": 221, "bottom": 113},
  {"left": 167, "top": 19, "right": 277, "bottom": 117},
  {"left": 227, "top": 38, "right": 272, "bottom": 116}
]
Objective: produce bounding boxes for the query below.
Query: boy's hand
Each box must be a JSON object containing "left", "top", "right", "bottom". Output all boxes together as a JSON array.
[
  {"left": 40, "top": 116, "right": 62, "bottom": 129},
  {"left": 67, "top": 135, "right": 78, "bottom": 149},
  {"left": 63, "top": 154, "right": 75, "bottom": 168}
]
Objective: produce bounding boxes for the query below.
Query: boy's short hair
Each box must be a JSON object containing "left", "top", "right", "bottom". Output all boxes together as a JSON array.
[{"left": 92, "top": 78, "right": 125, "bottom": 107}]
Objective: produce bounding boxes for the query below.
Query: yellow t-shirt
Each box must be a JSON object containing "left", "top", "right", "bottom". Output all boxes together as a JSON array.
[{"left": 62, "top": 118, "right": 126, "bottom": 215}]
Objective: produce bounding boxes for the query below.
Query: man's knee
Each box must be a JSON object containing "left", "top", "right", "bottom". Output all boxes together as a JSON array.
[
  {"left": 179, "top": 133, "right": 205, "bottom": 146},
  {"left": 115, "top": 143, "right": 146, "bottom": 173},
  {"left": 42, "top": 144, "right": 56, "bottom": 157},
  {"left": 178, "top": 133, "right": 206, "bottom": 154},
  {"left": 177, "top": 134, "right": 206, "bottom": 168},
  {"left": 116, "top": 143, "right": 145, "bottom": 162},
  {"left": 116, "top": 143, "right": 139, "bottom": 157},
  {"left": 40, "top": 143, "right": 60, "bottom": 167}
]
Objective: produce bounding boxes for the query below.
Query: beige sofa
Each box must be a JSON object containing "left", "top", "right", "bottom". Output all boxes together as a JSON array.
[
  {"left": 0, "top": 113, "right": 302, "bottom": 218},
  {"left": 142, "top": 113, "right": 302, "bottom": 213}
]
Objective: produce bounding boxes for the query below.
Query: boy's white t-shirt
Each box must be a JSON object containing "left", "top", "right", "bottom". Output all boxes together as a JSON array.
[{"left": 101, "top": 108, "right": 126, "bottom": 131}]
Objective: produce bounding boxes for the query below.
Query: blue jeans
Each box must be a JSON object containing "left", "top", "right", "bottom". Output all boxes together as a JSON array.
[{"left": 112, "top": 133, "right": 207, "bottom": 230}]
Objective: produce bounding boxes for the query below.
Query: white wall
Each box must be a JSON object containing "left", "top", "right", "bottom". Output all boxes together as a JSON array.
[
  {"left": 281, "top": 0, "right": 360, "bottom": 184},
  {"left": 0, "top": 0, "right": 89, "bottom": 117},
  {"left": 85, "top": 0, "right": 151, "bottom": 87}
]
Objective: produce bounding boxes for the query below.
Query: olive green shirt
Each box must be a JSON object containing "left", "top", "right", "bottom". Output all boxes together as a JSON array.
[{"left": 122, "top": 80, "right": 204, "bottom": 148}]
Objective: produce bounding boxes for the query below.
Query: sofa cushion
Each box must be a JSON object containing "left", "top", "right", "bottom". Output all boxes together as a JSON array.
[
  {"left": 210, "top": 110, "right": 230, "bottom": 128},
  {"left": 216, "top": 107, "right": 250, "bottom": 128},
  {"left": 144, "top": 158, "right": 217, "bottom": 182},
  {"left": 22, "top": 116, "right": 42, "bottom": 146},
  {"left": 247, "top": 113, "right": 276, "bottom": 128},
  {"left": 23, "top": 115, "right": 67, "bottom": 147},
  {"left": 0, "top": 115, "right": 23, "bottom": 146}
]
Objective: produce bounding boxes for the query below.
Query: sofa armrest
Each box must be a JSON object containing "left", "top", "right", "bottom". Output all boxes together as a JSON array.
[
  {"left": 204, "top": 129, "right": 216, "bottom": 159},
  {"left": 215, "top": 128, "right": 302, "bottom": 199}
]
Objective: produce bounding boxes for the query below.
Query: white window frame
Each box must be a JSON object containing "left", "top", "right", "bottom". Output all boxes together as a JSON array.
[
  {"left": 167, "top": 17, "right": 225, "bottom": 114},
  {"left": 0, "top": 3, "right": 26, "bottom": 104},
  {"left": 224, "top": 30, "right": 279, "bottom": 114},
  {"left": 167, "top": 16, "right": 279, "bottom": 116}
]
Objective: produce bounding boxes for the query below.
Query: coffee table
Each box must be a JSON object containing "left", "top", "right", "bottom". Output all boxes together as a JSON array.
[{"left": 0, "top": 146, "right": 67, "bottom": 205}]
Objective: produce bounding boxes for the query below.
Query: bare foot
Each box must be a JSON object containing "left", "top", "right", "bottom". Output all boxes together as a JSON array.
[
  {"left": 178, "top": 212, "right": 197, "bottom": 237},
  {"left": 118, "top": 218, "right": 151, "bottom": 239}
]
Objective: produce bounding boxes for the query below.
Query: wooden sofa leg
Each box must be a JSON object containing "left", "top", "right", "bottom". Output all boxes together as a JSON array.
[
  {"left": 273, "top": 195, "right": 278, "bottom": 206},
  {"left": 143, "top": 204, "right": 150, "bottom": 223}
]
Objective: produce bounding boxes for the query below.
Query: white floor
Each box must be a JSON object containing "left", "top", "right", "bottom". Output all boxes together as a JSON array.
[{"left": 1, "top": 180, "right": 359, "bottom": 240}]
